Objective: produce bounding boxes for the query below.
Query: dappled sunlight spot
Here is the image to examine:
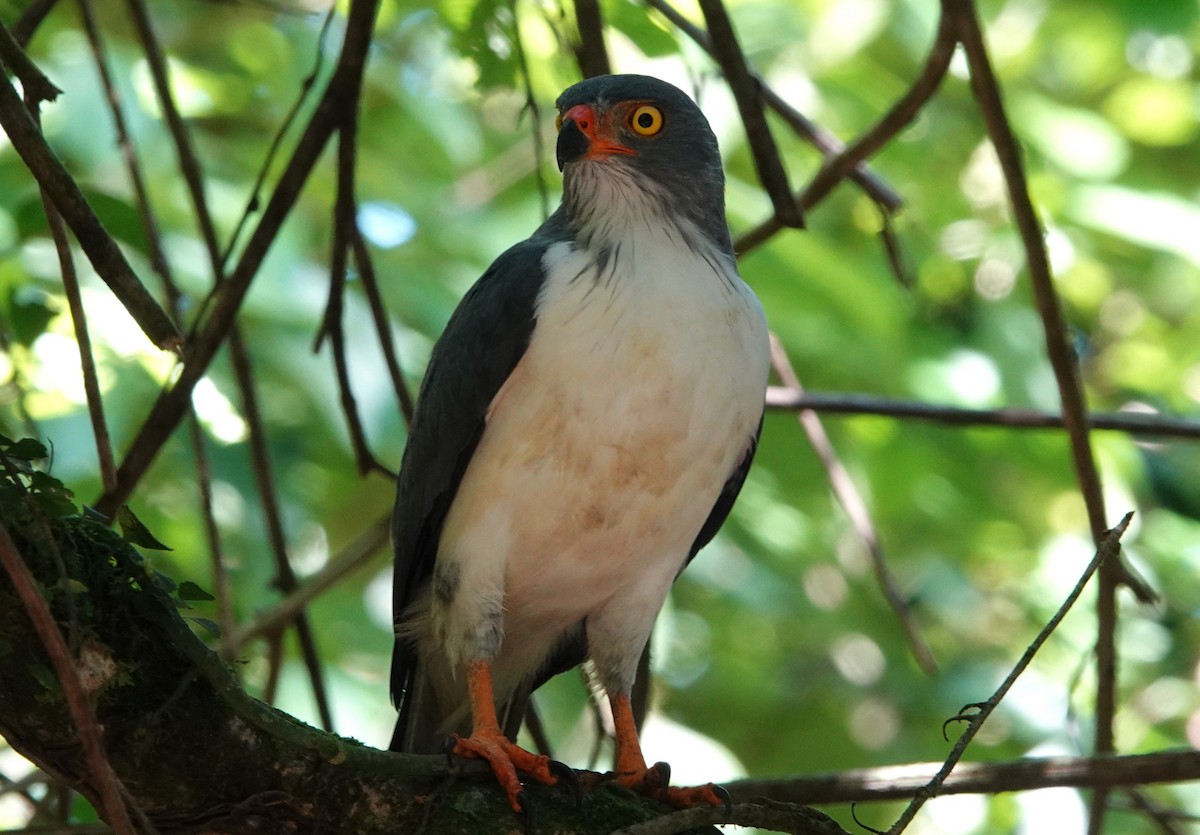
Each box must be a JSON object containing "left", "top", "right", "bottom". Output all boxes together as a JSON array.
[
  {"left": 1057, "top": 258, "right": 1113, "bottom": 311},
  {"left": 1003, "top": 671, "right": 1069, "bottom": 736},
  {"left": 1127, "top": 31, "right": 1193, "bottom": 79},
  {"left": 289, "top": 523, "right": 330, "bottom": 577},
  {"left": 1014, "top": 94, "right": 1130, "bottom": 179},
  {"left": 358, "top": 202, "right": 417, "bottom": 249},
  {"left": 0, "top": 746, "right": 38, "bottom": 828},
  {"left": 191, "top": 377, "right": 248, "bottom": 444},
  {"left": 960, "top": 141, "right": 1006, "bottom": 210},
  {"left": 1098, "top": 289, "right": 1146, "bottom": 337},
  {"left": 830, "top": 632, "right": 885, "bottom": 686},
  {"left": 1184, "top": 364, "right": 1200, "bottom": 405},
  {"left": 30, "top": 331, "right": 87, "bottom": 410},
  {"left": 1099, "top": 339, "right": 1173, "bottom": 391},
  {"left": 1104, "top": 77, "right": 1198, "bottom": 146},
  {"left": 939, "top": 219, "right": 990, "bottom": 261},
  {"left": 209, "top": 480, "right": 247, "bottom": 529},
  {"left": 803, "top": 563, "right": 848, "bottom": 611},
  {"left": 365, "top": 566, "right": 394, "bottom": 633},
  {"left": 653, "top": 607, "right": 712, "bottom": 689},
  {"left": 1044, "top": 491, "right": 1086, "bottom": 534},
  {"left": 1132, "top": 676, "right": 1196, "bottom": 726},
  {"left": 848, "top": 696, "right": 899, "bottom": 750},
  {"left": 974, "top": 258, "right": 1018, "bottom": 300},
  {"left": 1071, "top": 185, "right": 1200, "bottom": 266},
  {"left": 807, "top": 0, "right": 887, "bottom": 68},
  {"left": 917, "top": 792, "right": 987, "bottom": 835},
  {"left": 909, "top": 349, "right": 1001, "bottom": 408},
  {"left": 1016, "top": 788, "right": 1086, "bottom": 834},
  {"left": 1117, "top": 618, "right": 1171, "bottom": 666},
  {"left": 640, "top": 711, "right": 746, "bottom": 785}
]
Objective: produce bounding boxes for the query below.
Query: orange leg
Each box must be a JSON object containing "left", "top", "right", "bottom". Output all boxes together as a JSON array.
[
  {"left": 451, "top": 659, "right": 557, "bottom": 811},
  {"left": 610, "top": 693, "right": 728, "bottom": 809}
]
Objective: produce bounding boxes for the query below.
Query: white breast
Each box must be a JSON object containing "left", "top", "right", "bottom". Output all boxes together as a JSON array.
[{"left": 433, "top": 207, "right": 769, "bottom": 699}]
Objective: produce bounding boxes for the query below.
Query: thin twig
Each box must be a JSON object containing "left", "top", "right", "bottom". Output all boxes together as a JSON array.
[
  {"left": 944, "top": 3, "right": 1134, "bottom": 828},
  {"left": 315, "top": 125, "right": 392, "bottom": 478},
  {"left": 228, "top": 513, "right": 391, "bottom": 651},
  {"left": 350, "top": 226, "right": 415, "bottom": 427},
  {"left": 734, "top": 8, "right": 956, "bottom": 254},
  {"left": 0, "top": 524, "right": 136, "bottom": 835},
  {"left": 885, "top": 512, "right": 1132, "bottom": 834},
  {"left": 765, "top": 388, "right": 1200, "bottom": 440},
  {"left": 229, "top": 327, "right": 335, "bottom": 732},
  {"left": 0, "top": 21, "right": 181, "bottom": 352},
  {"left": 729, "top": 748, "right": 1200, "bottom": 806},
  {"left": 39, "top": 165, "right": 117, "bottom": 493},
  {"left": 0, "top": 16, "right": 61, "bottom": 102},
  {"left": 695, "top": 0, "right": 803, "bottom": 228},
  {"left": 95, "top": 0, "right": 383, "bottom": 518},
  {"left": 611, "top": 798, "right": 849, "bottom": 835},
  {"left": 12, "top": 0, "right": 58, "bottom": 46},
  {"left": 770, "top": 336, "right": 937, "bottom": 675},
  {"left": 643, "top": 0, "right": 901, "bottom": 213},
  {"left": 572, "top": 0, "right": 611, "bottom": 77},
  {"left": 510, "top": 0, "right": 550, "bottom": 219}
]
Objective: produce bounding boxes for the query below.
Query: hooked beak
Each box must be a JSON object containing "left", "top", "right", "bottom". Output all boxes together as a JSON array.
[{"left": 556, "top": 104, "right": 636, "bottom": 171}]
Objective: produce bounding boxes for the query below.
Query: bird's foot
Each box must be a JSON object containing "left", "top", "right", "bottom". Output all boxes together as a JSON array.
[
  {"left": 449, "top": 730, "right": 557, "bottom": 812},
  {"left": 616, "top": 760, "right": 731, "bottom": 810}
]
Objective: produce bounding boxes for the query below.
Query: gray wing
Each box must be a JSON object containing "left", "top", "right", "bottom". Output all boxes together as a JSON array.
[
  {"left": 684, "top": 414, "right": 763, "bottom": 567},
  {"left": 389, "top": 230, "right": 560, "bottom": 750}
]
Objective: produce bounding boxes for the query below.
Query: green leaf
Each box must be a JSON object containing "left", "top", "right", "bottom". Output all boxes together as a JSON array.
[
  {"left": 5, "top": 437, "right": 48, "bottom": 460},
  {"left": 117, "top": 506, "right": 172, "bottom": 550},
  {"left": 186, "top": 617, "right": 221, "bottom": 638},
  {"left": 178, "top": 580, "right": 216, "bottom": 602},
  {"left": 7, "top": 290, "right": 58, "bottom": 347}
]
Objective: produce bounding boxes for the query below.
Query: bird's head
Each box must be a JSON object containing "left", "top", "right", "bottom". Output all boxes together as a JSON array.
[{"left": 554, "top": 74, "right": 729, "bottom": 249}]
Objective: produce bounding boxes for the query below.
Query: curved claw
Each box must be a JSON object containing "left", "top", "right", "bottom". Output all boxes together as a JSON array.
[
  {"left": 517, "top": 790, "right": 535, "bottom": 834},
  {"left": 549, "top": 759, "right": 582, "bottom": 808},
  {"left": 712, "top": 783, "right": 732, "bottom": 815},
  {"left": 450, "top": 731, "right": 557, "bottom": 812}
]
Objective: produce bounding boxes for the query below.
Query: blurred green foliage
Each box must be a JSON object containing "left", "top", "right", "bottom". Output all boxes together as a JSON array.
[{"left": 1, "top": 0, "right": 1199, "bottom": 832}]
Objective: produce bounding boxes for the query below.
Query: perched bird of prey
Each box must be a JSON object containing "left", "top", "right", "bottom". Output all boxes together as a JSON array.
[{"left": 390, "top": 74, "right": 770, "bottom": 811}]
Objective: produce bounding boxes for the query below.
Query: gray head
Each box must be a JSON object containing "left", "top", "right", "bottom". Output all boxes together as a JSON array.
[{"left": 554, "top": 74, "right": 730, "bottom": 249}]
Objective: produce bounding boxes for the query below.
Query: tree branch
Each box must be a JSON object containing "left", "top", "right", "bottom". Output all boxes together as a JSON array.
[
  {"left": 0, "top": 20, "right": 181, "bottom": 352},
  {"left": 730, "top": 749, "right": 1200, "bottom": 806}
]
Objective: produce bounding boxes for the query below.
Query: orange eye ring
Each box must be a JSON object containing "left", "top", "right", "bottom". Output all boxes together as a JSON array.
[
  {"left": 629, "top": 105, "right": 663, "bottom": 136},
  {"left": 555, "top": 111, "right": 564, "bottom": 131}
]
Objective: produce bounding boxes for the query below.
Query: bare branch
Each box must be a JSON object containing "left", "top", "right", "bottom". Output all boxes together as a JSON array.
[
  {"left": 695, "top": 0, "right": 803, "bottom": 228},
  {"left": 573, "top": 0, "right": 612, "bottom": 78},
  {"left": 731, "top": 749, "right": 1200, "bottom": 806},
  {"left": 95, "top": 0, "right": 383, "bottom": 518},
  {"left": 770, "top": 336, "right": 937, "bottom": 675},
  {"left": 0, "top": 21, "right": 181, "bottom": 352},
  {"left": 644, "top": 0, "right": 901, "bottom": 213},
  {"left": 885, "top": 512, "right": 1133, "bottom": 834},
  {"left": 0, "top": 524, "right": 136, "bottom": 835},
  {"left": 766, "top": 388, "right": 1200, "bottom": 441},
  {"left": 735, "top": 8, "right": 956, "bottom": 253}
]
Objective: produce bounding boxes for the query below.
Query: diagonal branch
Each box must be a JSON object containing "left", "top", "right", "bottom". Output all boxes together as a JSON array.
[
  {"left": 885, "top": 512, "right": 1133, "bottom": 834},
  {"left": 695, "top": 0, "right": 803, "bottom": 229},
  {"left": 770, "top": 336, "right": 937, "bottom": 675},
  {"left": 94, "top": 0, "right": 383, "bottom": 518},
  {"left": 0, "top": 21, "right": 181, "bottom": 352},
  {"left": 735, "top": 8, "right": 957, "bottom": 253}
]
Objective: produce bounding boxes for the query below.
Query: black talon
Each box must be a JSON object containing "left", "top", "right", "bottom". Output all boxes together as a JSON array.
[
  {"left": 713, "top": 783, "right": 732, "bottom": 815},
  {"left": 549, "top": 759, "right": 582, "bottom": 808},
  {"left": 442, "top": 736, "right": 458, "bottom": 767},
  {"left": 649, "top": 760, "right": 671, "bottom": 790},
  {"left": 516, "top": 789, "right": 535, "bottom": 834}
]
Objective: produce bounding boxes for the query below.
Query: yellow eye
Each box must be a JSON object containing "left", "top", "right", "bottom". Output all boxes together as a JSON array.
[
  {"left": 555, "top": 111, "right": 563, "bottom": 131},
  {"left": 629, "top": 105, "right": 663, "bottom": 136}
]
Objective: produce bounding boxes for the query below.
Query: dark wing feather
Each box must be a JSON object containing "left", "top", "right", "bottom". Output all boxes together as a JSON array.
[
  {"left": 389, "top": 227, "right": 565, "bottom": 749},
  {"left": 683, "top": 413, "right": 763, "bottom": 569}
]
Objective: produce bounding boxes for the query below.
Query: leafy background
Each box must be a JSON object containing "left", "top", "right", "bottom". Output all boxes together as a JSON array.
[{"left": 1, "top": 0, "right": 1199, "bottom": 832}]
